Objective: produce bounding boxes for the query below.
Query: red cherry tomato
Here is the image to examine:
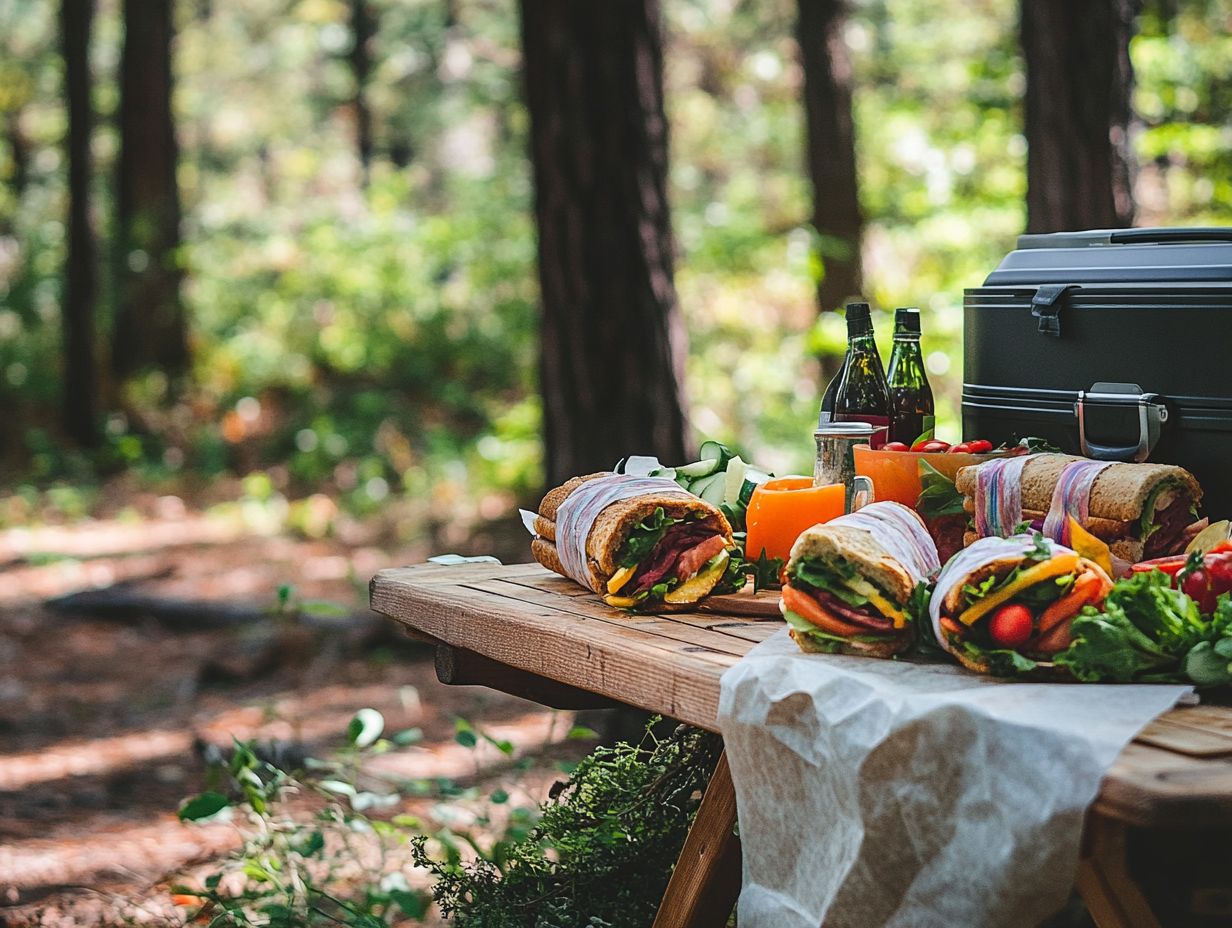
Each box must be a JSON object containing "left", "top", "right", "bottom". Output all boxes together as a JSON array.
[
  {"left": 914, "top": 440, "right": 951, "bottom": 453},
  {"left": 1181, "top": 568, "right": 1220, "bottom": 615},
  {"left": 910, "top": 437, "right": 935, "bottom": 451},
  {"left": 882, "top": 441, "right": 910, "bottom": 452},
  {"left": 988, "top": 603, "right": 1034, "bottom": 648},
  {"left": 947, "top": 442, "right": 973, "bottom": 454},
  {"left": 966, "top": 439, "right": 994, "bottom": 453}
]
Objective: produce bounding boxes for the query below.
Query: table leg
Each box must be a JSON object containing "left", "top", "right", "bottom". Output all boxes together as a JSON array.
[
  {"left": 652, "top": 749, "right": 742, "bottom": 928},
  {"left": 1076, "top": 816, "right": 1161, "bottom": 928}
]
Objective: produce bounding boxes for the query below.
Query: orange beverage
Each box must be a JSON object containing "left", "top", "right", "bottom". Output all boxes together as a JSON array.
[{"left": 743, "top": 477, "right": 845, "bottom": 564}]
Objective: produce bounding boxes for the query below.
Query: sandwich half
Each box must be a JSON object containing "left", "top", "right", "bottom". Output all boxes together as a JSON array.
[
  {"left": 781, "top": 501, "right": 940, "bottom": 657},
  {"left": 956, "top": 455, "right": 1202, "bottom": 562},
  {"left": 530, "top": 472, "right": 737, "bottom": 612},
  {"left": 929, "top": 533, "right": 1114, "bottom": 675}
]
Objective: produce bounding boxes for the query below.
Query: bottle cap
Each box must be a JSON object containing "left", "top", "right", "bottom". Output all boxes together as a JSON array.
[
  {"left": 894, "top": 307, "right": 921, "bottom": 335},
  {"left": 845, "top": 301, "right": 872, "bottom": 335}
]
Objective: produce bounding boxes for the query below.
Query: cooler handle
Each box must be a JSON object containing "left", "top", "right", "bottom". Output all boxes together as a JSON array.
[
  {"left": 1074, "top": 383, "right": 1168, "bottom": 463},
  {"left": 1108, "top": 228, "right": 1232, "bottom": 245}
]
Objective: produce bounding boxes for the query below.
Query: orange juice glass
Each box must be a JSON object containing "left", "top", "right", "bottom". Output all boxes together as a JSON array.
[{"left": 744, "top": 477, "right": 845, "bottom": 564}]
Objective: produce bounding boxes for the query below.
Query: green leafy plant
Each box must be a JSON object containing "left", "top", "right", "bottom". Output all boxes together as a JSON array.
[{"left": 411, "top": 722, "right": 723, "bottom": 928}]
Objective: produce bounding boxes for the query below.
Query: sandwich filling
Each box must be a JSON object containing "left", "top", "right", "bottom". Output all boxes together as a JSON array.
[
  {"left": 603, "top": 508, "right": 735, "bottom": 608},
  {"left": 781, "top": 556, "right": 907, "bottom": 652},
  {"left": 780, "top": 501, "right": 940, "bottom": 653},
  {"left": 930, "top": 534, "right": 1113, "bottom": 673}
]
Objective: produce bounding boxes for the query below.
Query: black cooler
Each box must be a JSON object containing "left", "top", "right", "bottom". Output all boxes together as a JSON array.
[{"left": 963, "top": 227, "right": 1232, "bottom": 518}]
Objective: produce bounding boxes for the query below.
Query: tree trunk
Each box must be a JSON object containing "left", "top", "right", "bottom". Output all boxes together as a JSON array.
[
  {"left": 61, "top": 0, "right": 99, "bottom": 447},
  {"left": 349, "top": 0, "right": 376, "bottom": 185},
  {"left": 113, "top": 0, "right": 187, "bottom": 382},
  {"left": 797, "top": 0, "right": 864, "bottom": 314},
  {"left": 1021, "top": 0, "right": 1136, "bottom": 233},
  {"left": 520, "top": 0, "right": 690, "bottom": 487}
]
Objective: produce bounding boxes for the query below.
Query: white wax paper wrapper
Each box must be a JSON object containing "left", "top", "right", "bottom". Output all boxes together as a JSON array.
[{"left": 718, "top": 629, "right": 1191, "bottom": 928}]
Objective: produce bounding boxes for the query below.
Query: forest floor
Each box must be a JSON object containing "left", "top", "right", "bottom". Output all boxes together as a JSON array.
[{"left": 0, "top": 491, "right": 594, "bottom": 927}]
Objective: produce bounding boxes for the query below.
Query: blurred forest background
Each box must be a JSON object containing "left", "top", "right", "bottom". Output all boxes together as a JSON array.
[
  {"left": 2, "top": 0, "right": 1229, "bottom": 541},
  {"left": 2, "top": 0, "right": 1232, "bottom": 924}
]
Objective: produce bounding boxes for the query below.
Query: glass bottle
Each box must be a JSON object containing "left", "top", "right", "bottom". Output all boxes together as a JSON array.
[
  {"left": 886, "top": 307, "right": 935, "bottom": 445},
  {"left": 833, "top": 305, "right": 890, "bottom": 448},
  {"left": 818, "top": 302, "right": 868, "bottom": 426}
]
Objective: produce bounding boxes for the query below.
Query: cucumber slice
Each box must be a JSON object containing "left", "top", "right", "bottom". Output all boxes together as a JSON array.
[
  {"left": 723, "top": 457, "right": 748, "bottom": 505},
  {"left": 692, "top": 472, "right": 727, "bottom": 506},
  {"left": 677, "top": 457, "right": 723, "bottom": 479},
  {"left": 697, "top": 440, "right": 729, "bottom": 464},
  {"left": 739, "top": 468, "right": 773, "bottom": 506}
]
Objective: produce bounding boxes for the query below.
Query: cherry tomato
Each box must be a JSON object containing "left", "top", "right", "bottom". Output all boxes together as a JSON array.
[
  {"left": 946, "top": 442, "right": 973, "bottom": 454},
  {"left": 1181, "top": 568, "right": 1220, "bottom": 615},
  {"left": 910, "top": 437, "right": 937, "bottom": 451},
  {"left": 988, "top": 603, "right": 1034, "bottom": 648},
  {"left": 966, "top": 439, "right": 994, "bottom": 453},
  {"left": 914, "top": 440, "right": 951, "bottom": 453},
  {"left": 882, "top": 441, "right": 910, "bottom": 452}
]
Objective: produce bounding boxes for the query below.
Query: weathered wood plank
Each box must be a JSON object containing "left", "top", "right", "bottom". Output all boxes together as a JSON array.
[
  {"left": 1135, "top": 717, "right": 1232, "bottom": 758},
  {"left": 434, "top": 644, "right": 621, "bottom": 711},
  {"left": 652, "top": 751, "right": 742, "bottom": 928},
  {"left": 1097, "top": 742, "right": 1232, "bottom": 827},
  {"left": 371, "top": 568, "right": 733, "bottom": 728},
  {"left": 470, "top": 576, "right": 775, "bottom": 650}
]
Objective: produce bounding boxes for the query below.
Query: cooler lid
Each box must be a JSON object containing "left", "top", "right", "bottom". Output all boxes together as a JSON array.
[{"left": 984, "top": 226, "right": 1232, "bottom": 286}]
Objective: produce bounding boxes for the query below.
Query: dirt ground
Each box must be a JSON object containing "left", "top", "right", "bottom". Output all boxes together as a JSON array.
[{"left": 0, "top": 502, "right": 592, "bottom": 926}]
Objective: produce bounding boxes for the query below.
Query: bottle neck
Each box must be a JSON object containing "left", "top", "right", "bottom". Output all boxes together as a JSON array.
[{"left": 849, "top": 332, "right": 878, "bottom": 353}]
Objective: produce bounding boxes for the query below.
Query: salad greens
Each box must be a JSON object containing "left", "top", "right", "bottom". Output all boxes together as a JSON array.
[
  {"left": 783, "top": 609, "right": 894, "bottom": 651},
  {"left": 789, "top": 558, "right": 870, "bottom": 608},
  {"left": 916, "top": 460, "right": 966, "bottom": 521},
  {"left": 1052, "top": 571, "right": 1232, "bottom": 685},
  {"left": 617, "top": 507, "right": 681, "bottom": 569}
]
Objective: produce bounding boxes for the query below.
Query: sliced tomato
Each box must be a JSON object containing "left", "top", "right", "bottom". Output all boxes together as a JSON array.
[
  {"left": 782, "top": 585, "right": 867, "bottom": 637},
  {"left": 1129, "top": 556, "right": 1187, "bottom": 577},
  {"left": 1036, "top": 570, "right": 1103, "bottom": 635},
  {"left": 674, "top": 535, "right": 728, "bottom": 580}
]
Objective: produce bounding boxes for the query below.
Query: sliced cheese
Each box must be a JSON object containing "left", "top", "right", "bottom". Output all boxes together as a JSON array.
[
  {"left": 844, "top": 575, "right": 907, "bottom": 629},
  {"left": 607, "top": 564, "right": 637, "bottom": 595},
  {"left": 957, "top": 553, "right": 1079, "bottom": 627},
  {"left": 664, "top": 551, "right": 729, "bottom": 604},
  {"left": 1067, "top": 517, "right": 1113, "bottom": 577}
]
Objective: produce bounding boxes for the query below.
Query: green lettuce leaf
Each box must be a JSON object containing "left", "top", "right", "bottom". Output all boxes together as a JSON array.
[
  {"left": 617, "top": 507, "right": 679, "bottom": 569},
  {"left": 783, "top": 609, "right": 895, "bottom": 651},
  {"left": 915, "top": 460, "right": 966, "bottom": 520},
  {"left": 788, "top": 559, "right": 868, "bottom": 608}
]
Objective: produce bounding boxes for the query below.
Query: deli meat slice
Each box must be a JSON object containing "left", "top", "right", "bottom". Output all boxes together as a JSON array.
[
  {"left": 813, "top": 589, "right": 894, "bottom": 631},
  {"left": 675, "top": 534, "right": 729, "bottom": 580},
  {"left": 630, "top": 523, "right": 722, "bottom": 593}
]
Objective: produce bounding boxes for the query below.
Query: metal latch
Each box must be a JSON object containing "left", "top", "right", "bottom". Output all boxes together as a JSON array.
[
  {"left": 1031, "top": 284, "right": 1078, "bottom": 337},
  {"left": 1074, "top": 382, "right": 1168, "bottom": 462}
]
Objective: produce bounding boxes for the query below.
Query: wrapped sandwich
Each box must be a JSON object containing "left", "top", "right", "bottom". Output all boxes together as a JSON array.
[
  {"left": 929, "top": 533, "right": 1113, "bottom": 675},
  {"left": 955, "top": 454, "right": 1202, "bottom": 563},
  {"left": 527, "top": 472, "right": 737, "bottom": 612},
  {"left": 780, "top": 501, "right": 940, "bottom": 657}
]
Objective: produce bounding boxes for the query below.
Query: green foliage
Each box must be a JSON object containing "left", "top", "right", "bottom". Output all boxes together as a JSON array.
[
  {"left": 412, "top": 723, "right": 723, "bottom": 928},
  {"left": 174, "top": 710, "right": 719, "bottom": 928}
]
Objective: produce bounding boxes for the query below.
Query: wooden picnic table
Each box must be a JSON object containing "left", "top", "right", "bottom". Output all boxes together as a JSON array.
[{"left": 370, "top": 560, "right": 1232, "bottom": 928}]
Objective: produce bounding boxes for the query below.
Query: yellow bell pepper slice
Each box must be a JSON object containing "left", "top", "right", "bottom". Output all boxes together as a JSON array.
[
  {"left": 663, "top": 551, "right": 729, "bottom": 604},
  {"left": 606, "top": 564, "right": 637, "bottom": 595},
  {"left": 1068, "top": 517, "right": 1113, "bottom": 577},
  {"left": 958, "top": 553, "right": 1079, "bottom": 626}
]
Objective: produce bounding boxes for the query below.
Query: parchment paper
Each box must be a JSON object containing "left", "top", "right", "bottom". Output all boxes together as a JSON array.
[{"left": 718, "top": 629, "right": 1191, "bottom": 928}]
